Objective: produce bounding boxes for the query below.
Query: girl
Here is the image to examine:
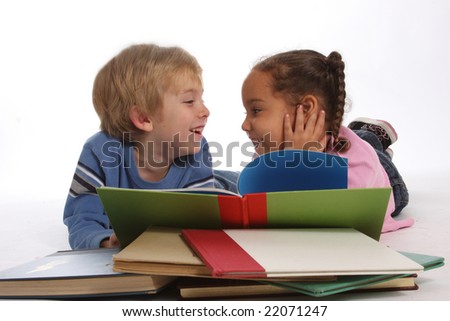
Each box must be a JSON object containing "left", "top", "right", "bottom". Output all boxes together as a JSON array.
[{"left": 241, "top": 49, "right": 413, "bottom": 233}]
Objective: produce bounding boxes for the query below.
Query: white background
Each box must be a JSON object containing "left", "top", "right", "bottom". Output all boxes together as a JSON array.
[
  {"left": 1, "top": 0, "right": 449, "bottom": 203},
  {"left": 0, "top": 1, "right": 450, "bottom": 303},
  {"left": 0, "top": 0, "right": 450, "bottom": 199}
]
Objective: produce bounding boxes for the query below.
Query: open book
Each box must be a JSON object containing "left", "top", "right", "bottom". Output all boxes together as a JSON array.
[{"left": 97, "top": 150, "right": 391, "bottom": 247}]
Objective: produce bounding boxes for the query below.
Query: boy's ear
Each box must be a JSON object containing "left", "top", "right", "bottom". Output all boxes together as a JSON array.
[
  {"left": 129, "top": 105, "right": 153, "bottom": 132},
  {"left": 298, "top": 95, "right": 320, "bottom": 119}
]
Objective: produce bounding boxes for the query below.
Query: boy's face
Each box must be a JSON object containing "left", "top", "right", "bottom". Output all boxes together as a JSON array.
[
  {"left": 241, "top": 70, "right": 295, "bottom": 156},
  {"left": 151, "top": 74, "right": 209, "bottom": 159}
]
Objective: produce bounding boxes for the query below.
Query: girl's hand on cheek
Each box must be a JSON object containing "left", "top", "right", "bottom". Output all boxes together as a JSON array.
[{"left": 283, "top": 106, "right": 326, "bottom": 152}]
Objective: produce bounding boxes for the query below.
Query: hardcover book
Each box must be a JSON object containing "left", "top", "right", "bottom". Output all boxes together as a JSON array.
[
  {"left": 113, "top": 227, "right": 332, "bottom": 280},
  {"left": 266, "top": 251, "right": 444, "bottom": 297},
  {"left": 0, "top": 248, "right": 175, "bottom": 298},
  {"left": 97, "top": 150, "right": 391, "bottom": 247},
  {"left": 177, "top": 275, "right": 419, "bottom": 299},
  {"left": 113, "top": 227, "right": 424, "bottom": 280},
  {"left": 181, "top": 228, "right": 424, "bottom": 278}
]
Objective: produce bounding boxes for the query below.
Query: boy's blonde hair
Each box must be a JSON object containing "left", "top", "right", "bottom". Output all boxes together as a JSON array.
[{"left": 92, "top": 44, "right": 203, "bottom": 140}]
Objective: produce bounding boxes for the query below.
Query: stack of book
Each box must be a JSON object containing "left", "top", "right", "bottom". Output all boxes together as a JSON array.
[
  {"left": 0, "top": 151, "right": 444, "bottom": 299},
  {"left": 93, "top": 151, "right": 444, "bottom": 299},
  {"left": 111, "top": 227, "right": 443, "bottom": 300},
  {"left": 1, "top": 228, "right": 443, "bottom": 300}
]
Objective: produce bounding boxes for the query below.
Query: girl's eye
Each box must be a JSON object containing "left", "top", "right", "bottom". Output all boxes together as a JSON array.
[
  {"left": 243, "top": 107, "right": 261, "bottom": 115},
  {"left": 184, "top": 100, "right": 195, "bottom": 105}
]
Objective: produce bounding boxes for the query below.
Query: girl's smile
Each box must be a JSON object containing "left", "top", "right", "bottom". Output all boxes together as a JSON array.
[{"left": 241, "top": 70, "right": 295, "bottom": 156}]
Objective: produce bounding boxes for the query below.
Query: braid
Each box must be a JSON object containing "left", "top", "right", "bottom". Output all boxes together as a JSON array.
[
  {"left": 252, "top": 49, "right": 351, "bottom": 153},
  {"left": 327, "top": 51, "right": 350, "bottom": 152}
]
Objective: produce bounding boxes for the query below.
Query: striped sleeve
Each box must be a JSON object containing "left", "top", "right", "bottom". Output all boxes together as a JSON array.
[
  {"left": 184, "top": 175, "right": 215, "bottom": 189},
  {"left": 69, "top": 162, "right": 105, "bottom": 197}
]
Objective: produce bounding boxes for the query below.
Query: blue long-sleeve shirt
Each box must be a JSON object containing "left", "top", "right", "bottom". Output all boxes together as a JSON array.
[{"left": 63, "top": 131, "right": 228, "bottom": 249}]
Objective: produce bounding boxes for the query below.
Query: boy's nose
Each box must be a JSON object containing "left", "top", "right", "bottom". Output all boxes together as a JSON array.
[{"left": 200, "top": 103, "right": 210, "bottom": 118}]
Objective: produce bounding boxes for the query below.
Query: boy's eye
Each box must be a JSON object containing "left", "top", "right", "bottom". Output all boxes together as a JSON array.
[
  {"left": 252, "top": 108, "right": 262, "bottom": 114},
  {"left": 183, "top": 100, "right": 195, "bottom": 105}
]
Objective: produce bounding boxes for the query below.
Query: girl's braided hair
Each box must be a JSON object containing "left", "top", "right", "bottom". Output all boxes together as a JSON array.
[{"left": 253, "top": 49, "right": 350, "bottom": 152}]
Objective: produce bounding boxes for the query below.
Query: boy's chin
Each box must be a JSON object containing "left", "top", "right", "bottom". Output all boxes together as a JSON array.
[{"left": 176, "top": 145, "right": 202, "bottom": 158}]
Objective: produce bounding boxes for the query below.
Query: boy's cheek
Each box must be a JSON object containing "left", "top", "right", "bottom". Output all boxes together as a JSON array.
[{"left": 171, "top": 137, "right": 203, "bottom": 157}]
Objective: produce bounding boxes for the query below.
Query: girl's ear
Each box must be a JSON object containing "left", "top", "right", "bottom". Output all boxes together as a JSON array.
[
  {"left": 129, "top": 105, "right": 153, "bottom": 132},
  {"left": 298, "top": 95, "right": 321, "bottom": 120}
]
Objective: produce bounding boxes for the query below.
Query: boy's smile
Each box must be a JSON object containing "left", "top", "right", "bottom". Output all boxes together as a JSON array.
[
  {"left": 152, "top": 75, "right": 209, "bottom": 160},
  {"left": 189, "top": 124, "right": 206, "bottom": 140}
]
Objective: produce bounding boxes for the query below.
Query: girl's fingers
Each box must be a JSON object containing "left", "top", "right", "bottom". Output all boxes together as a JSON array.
[
  {"left": 283, "top": 114, "right": 293, "bottom": 148},
  {"left": 313, "top": 110, "right": 326, "bottom": 137},
  {"left": 304, "top": 112, "right": 317, "bottom": 135},
  {"left": 294, "top": 105, "right": 305, "bottom": 132},
  {"left": 285, "top": 107, "right": 326, "bottom": 151}
]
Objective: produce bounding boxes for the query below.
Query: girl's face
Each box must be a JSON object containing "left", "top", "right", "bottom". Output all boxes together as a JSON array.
[{"left": 241, "top": 70, "right": 295, "bottom": 156}]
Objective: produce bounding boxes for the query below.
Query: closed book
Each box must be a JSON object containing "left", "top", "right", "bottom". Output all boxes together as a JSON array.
[
  {"left": 0, "top": 248, "right": 175, "bottom": 299},
  {"left": 113, "top": 227, "right": 333, "bottom": 281},
  {"left": 113, "top": 227, "right": 210, "bottom": 277},
  {"left": 178, "top": 252, "right": 444, "bottom": 299},
  {"left": 178, "top": 275, "right": 418, "bottom": 300},
  {"left": 181, "top": 228, "right": 424, "bottom": 278},
  {"left": 114, "top": 227, "right": 424, "bottom": 280},
  {"left": 265, "top": 251, "right": 443, "bottom": 297}
]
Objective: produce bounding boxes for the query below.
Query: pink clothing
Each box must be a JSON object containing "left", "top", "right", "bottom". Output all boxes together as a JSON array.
[{"left": 328, "top": 127, "right": 414, "bottom": 233}]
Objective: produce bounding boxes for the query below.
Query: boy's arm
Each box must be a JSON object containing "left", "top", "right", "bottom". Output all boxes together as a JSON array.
[
  {"left": 63, "top": 193, "right": 113, "bottom": 249},
  {"left": 63, "top": 137, "right": 116, "bottom": 249}
]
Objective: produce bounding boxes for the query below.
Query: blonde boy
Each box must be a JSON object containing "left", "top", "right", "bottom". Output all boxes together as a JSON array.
[{"left": 64, "top": 44, "right": 223, "bottom": 249}]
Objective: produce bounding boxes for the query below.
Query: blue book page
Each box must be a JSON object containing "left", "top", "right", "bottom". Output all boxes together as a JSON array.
[{"left": 238, "top": 150, "right": 348, "bottom": 195}]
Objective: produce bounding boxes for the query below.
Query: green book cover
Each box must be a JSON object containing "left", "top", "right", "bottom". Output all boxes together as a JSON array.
[
  {"left": 97, "top": 150, "right": 389, "bottom": 247},
  {"left": 97, "top": 187, "right": 391, "bottom": 247},
  {"left": 266, "top": 251, "right": 444, "bottom": 297}
]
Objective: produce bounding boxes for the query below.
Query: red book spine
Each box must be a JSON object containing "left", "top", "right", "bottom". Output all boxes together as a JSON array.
[
  {"left": 217, "top": 193, "right": 268, "bottom": 228},
  {"left": 181, "top": 229, "right": 267, "bottom": 278},
  {"left": 245, "top": 193, "right": 268, "bottom": 227},
  {"left": 217, "top": 195, "right": 244, "bottom": 228}
]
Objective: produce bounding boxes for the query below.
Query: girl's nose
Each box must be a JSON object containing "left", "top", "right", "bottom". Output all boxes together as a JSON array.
[{"left": 241, "top": 115, "right": 251, "bottom": 132}]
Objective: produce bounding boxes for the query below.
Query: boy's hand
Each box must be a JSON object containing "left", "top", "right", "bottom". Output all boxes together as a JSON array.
[
  {"left": 100, "top": 233, "right": 120, "bottom": 248},
  {"left": 283, "top": 106, "right": 326, "bottom": 152}
]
